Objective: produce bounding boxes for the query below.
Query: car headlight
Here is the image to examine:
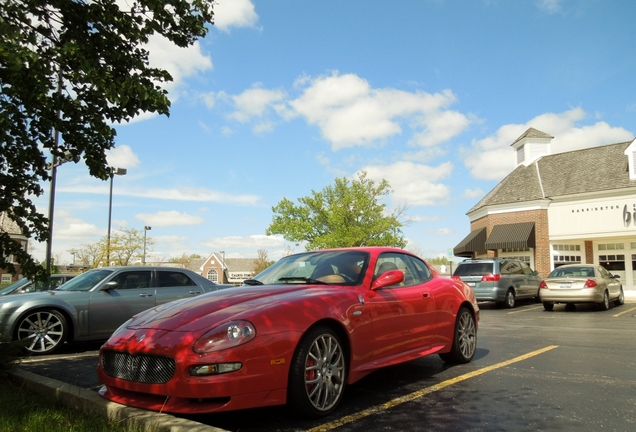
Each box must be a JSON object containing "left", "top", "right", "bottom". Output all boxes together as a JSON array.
[{"left": 193, "top": 320, "right": 256, "bottom": 354}]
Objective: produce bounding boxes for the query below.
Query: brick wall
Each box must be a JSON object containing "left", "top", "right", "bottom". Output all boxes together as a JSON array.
[{"left": 470, "top": 209, "right": 551, "bottom": 278}]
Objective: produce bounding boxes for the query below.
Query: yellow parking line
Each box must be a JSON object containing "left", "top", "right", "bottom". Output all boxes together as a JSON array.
[
  {"left": 309, "top": 345, "right": 559, "bottom": 432},
  {"left": 507, "top": 305, "right": 544, "bottom": 314},
  {"left": 613, "top": 306, "right": 636, "bottom": 317}
]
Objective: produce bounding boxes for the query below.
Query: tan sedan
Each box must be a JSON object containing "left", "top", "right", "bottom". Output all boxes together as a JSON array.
[{"left": 539, "top": 264, "right": 624, "bottom": 311}]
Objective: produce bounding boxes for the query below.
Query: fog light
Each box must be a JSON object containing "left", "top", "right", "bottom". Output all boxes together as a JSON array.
[{"left": 190, "top": 363, "right": 242, "bottom": 376}]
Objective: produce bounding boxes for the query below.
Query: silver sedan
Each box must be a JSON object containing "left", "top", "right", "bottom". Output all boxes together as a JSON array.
[
  {"left": 0, "top": 266, "right": 232, "bottom": 354},
  {"left": 539, "top": 264, "right": 624, "bottom": 311}
]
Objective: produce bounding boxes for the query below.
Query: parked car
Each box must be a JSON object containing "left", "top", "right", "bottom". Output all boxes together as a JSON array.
[
  {"left": 0, "top": 267, "right": 232, "bottom": 354},
  {"left": 539, "top": 264, "right": 624, "bottom": 311},
  {"left": 452, "top": 258, "right": 542, "bottom": 308},
  {"left": 0, "top": 274, "right": 76, "bottom": 296},
  {"left": 97, "top": 247, "right": 479, "bottom": 418}
]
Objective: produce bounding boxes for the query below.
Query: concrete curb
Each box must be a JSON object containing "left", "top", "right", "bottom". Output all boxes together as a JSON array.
[{"left": 8, "top": 368, "right": 228, "bottom": 432}]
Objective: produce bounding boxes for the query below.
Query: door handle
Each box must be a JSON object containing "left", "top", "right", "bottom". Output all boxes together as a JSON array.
[
  {"left": 422, "top": 292, "right": 430, "bottom": 298},
  {"left": 139, "top": 292, "right": 154, "bottom": 297}
]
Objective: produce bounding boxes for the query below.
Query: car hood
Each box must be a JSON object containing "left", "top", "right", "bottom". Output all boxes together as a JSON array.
[
  {"left": 126, "top": 284, "right": 342, "bottom": 333},
  {"left": 0, "top": 289, "right": 81, "bottom": 304}
]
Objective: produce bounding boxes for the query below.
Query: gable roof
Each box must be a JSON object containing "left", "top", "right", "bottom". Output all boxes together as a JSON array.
[
  {"left": 512, "top": 127, "right": 554, "bottom": 145},
  {"left": 469, "top": 140, "right": 635, "bottom": 214}
]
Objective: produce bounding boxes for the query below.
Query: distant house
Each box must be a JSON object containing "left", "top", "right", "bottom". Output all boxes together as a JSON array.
[
  {"left": 185, "top": 253, "right": 258, "bottom": 286},
  {"left": 454, "top": 127, "right": 636, "bottom": 293},
  {"left": 0, "top": 212, "right": 28, "bottom": 284}
]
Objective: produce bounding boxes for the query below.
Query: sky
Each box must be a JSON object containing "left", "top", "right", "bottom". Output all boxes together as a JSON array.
[{"left": 32, "top": 0, "right": 636, "bottom": 265}]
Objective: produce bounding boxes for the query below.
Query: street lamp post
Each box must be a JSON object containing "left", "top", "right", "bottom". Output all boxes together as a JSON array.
[
  {"left": 142, "top": 226, "right": 151, "bottom": 265},
  {"left": 106, "top": 167, "right": 127, "bottom": 265}
]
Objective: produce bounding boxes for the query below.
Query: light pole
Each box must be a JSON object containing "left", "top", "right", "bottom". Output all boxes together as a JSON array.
[
  {"left": 45, "top": 151, "right": 73, "bottom": 279},
  {"left": 142, "top": 226, "right": 151, "bottom": 265},
  {"left": 106, "top": 167, "right": 127, "bottom": 265}
]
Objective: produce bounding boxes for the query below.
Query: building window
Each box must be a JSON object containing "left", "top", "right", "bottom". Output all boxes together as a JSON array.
[
  {"left": 598, "top": 243, "right": 625, "bottom": 251},
  {"left": 599, "top": 255, "right": 626, "bottom": 272},
  {"left": 553, "top": 244, "right": 581, "bottom": 252},
  {"left": 207, "top": 269, "right": 218, "bottom": 283},
  {"left": 553, "top": 255, "right": 581, "bottom": 265},
  {"left": 1, "top": 274, "right": 12, "bottom": 284}
]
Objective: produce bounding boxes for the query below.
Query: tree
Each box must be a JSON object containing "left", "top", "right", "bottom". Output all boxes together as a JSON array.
[
  {"left": 0, "top": 1, "right": 214, "bottom": 278},
  {"left": 169, "top": 252, "right": 202, "bottom": 266},
  {"left": 267, "top": 171, "right": 407, "bottom": 250},
  {"left": 253, "top": 249, "right": 275, "bottom": 274},
  {"left": 69, "top": 227, "right": 155, "bottom": 267}
]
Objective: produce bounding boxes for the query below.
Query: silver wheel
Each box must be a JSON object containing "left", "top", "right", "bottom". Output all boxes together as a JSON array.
[
  {"left": 505, "top": 290, "right": 516, "bottom": 308},
  {"left": 439, "top": 307, "right": 477, "bottom": 364},
  {"left": 16, "top": 309, "right": 67, "bottom": 354},
  {"left": 598, "top": 291, "right": 610, "bottom": 311},
  {"left": 288, "top": 327, "right": 346, "bottom": 417},
  {"left": 614, "top": 287, "right": 625, "bottom": 306}
]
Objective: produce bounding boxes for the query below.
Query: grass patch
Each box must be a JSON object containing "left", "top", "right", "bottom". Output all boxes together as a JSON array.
[{"left": 0, "top": 379, "right": 144, "bottom": 432}]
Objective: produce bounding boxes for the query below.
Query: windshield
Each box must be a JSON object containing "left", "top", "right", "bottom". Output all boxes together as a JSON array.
[
  {"left": 0, "top": 278, "right": 31, "bottom": 296},
  {"left": 249, "top": 250, "right": 370, "bottom": 286},
  {"left": 548, "top": 266, "right": 594, "bottom": 278},
  {"left": 56, "top": 268, "right": 114, "bottom": 292}
]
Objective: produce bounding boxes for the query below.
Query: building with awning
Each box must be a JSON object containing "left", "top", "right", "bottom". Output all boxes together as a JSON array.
[{"left": 454, "top": 127, "right": 636, "bottom": 293}]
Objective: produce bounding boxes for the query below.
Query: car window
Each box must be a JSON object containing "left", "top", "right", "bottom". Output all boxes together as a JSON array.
[
  {"left": 156, "top": 270, "right": 197, "bottom": 288},
  {"left": 500, "top": 260, "right": 525, "bottom": 275},
  {"left": 404, "top": 255, "right": 433, "bottom": 284},
  {"left": 597, "top": 266, "right": 611, "bottom": 279},
  {"left": 111, "top": 271, "right": 152, "bottom": 289},
  {"left": 375, "top": 253, "right": 421, "bottom": 287},
  {"left": 453, "top": 262, "right": 494, "bottom": 276},
  {"left": 522, "top": 264, "right": 535, "bottom": 276},
  {"left": 57, "top": 268, "right": 114, "bottom": 291}
]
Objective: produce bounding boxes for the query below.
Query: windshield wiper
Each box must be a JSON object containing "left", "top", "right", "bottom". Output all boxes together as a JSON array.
[
  {"left": 278, "top": 277, "right": 329, "bottom": 285},
  {"left": 243, "top": 279, "right": 264, "bottom": 286}
]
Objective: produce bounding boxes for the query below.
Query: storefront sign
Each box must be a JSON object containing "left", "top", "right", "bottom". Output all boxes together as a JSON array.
[{"left": 549, "top": 196, "right": 636, "bottom": 237}]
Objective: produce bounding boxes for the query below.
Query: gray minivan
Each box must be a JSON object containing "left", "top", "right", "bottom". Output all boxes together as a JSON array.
[{"left": 452, "top": 258, "right": 542, "bottom": 308}]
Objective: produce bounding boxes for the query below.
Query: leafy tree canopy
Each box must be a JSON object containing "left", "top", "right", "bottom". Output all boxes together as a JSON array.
[
  {"left": 69, "top": 227, "right": 155, "bottom": 268},
  {"left": 0, "top": 0, "right": 214, "bottom": 278},
  {"left": 267, "top": 172, "right": 407, "bottom": 250}
]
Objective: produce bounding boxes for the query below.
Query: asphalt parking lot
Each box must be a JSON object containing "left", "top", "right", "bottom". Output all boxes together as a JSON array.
[{"left": 15, "top": 298, "right": 636, "bottom": 432}]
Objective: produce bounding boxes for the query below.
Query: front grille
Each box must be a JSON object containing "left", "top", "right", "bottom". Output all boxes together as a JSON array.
[{"left": 102, "top": 350, "right": 176, "bottom": 384}]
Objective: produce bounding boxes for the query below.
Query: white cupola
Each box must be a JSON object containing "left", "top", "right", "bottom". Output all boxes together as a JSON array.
[{"left": 511, "top": 127, "right": 554, "bottom": 167}]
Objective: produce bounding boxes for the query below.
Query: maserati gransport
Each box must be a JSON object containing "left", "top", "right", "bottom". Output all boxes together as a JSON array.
[{"left": 97, "top": 247, "right": 478, "bottom": 418}]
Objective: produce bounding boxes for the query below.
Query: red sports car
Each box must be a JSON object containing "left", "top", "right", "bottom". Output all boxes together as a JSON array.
[{"left": 97, "top": 247, "right": 478, "bottom": 418}]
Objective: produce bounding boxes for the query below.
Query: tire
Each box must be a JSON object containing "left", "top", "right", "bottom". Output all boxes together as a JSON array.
[
  {"left": 288, "top": 326, "right": 347, "bottom": 418},
  {"left": 16, "top": 309, "right": 68, "bottom": 355},
  {"left": 543, "top": 302, "right": 554, "bottom": 311},
  {"left": 439, "top": 307, "right": 477, "bottom": 364},
  {"left": 598, "top": 291, "right": 610, "bottom": 311},
  {"left": 504, "top": 289, "right": 516, "bottom": 309},
  {"left": 614, "top": 287, "right": 625, "bottom": 306}
]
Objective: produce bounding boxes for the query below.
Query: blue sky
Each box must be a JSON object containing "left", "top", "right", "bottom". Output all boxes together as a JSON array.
[{"left": 33, "top": 0, "right": 636, "bottom": 265}]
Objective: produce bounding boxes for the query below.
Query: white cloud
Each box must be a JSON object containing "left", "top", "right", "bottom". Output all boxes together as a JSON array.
[
  {"left": 464, "top": 108, "right": 634, "bottom": 180},
  {"left": 228, "top": 86, "right": 287, "bottom": 123},
  {"left": 536, "top": 0, "right": 563, "bottom": 14},
  {"left": 289, "top": 72, "right": 471, "bottom": 150},
  {"left": 214, "top": 0, "right": 259, "bottom": 32},
  {"left": 201, "top": 234, "right": 285, "bottom": 250},
  {"left": 135, "top": 211, "right": 205, "bottom": 227},
  {"left": 360, "top": 161, "right": 453, "bottom": 207},
  {"left": 463, "top": 188, "right": 484, "bottom": 199},
  {"left": 57, "top": 185, "right": 260, "bottom": 206},
  {"left": 105, "top": 145, "right": 140, "bottom": 169}
]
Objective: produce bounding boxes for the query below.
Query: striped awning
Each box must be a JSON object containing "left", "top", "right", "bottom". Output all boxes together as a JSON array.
[
  {"left": 485, "top": 222, "right": 536, "bottom": 250},
  {"left": 453, "top": 227, "right": 487, "bottom": 257}
]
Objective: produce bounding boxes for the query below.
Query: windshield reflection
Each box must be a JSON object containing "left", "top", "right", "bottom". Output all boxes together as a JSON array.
[
  {"left": 56, "top": 269, "right": 114, "bottom": 292},
  {"left": 251, "top": 250, "right": 369, "bottom": 286}
]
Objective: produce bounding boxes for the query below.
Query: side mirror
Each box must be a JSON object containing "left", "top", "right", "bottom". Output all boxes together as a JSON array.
[
  {"left": 371, "top": 270, "right": 404, "bottom": 290},
  {"left": 613, "top": 274, "right": 620, "bottom": 279},
  {"left": 101, "top": 281, "right": 119, "bottom": 291}
]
